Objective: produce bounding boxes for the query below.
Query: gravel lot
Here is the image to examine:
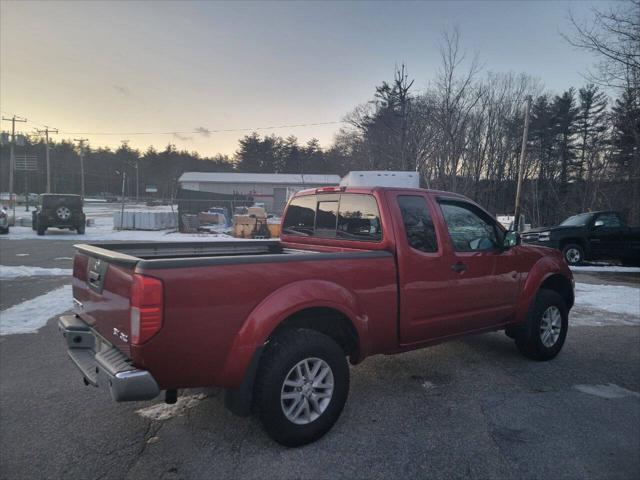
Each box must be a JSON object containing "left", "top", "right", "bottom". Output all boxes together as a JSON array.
[{"left": 1, "top": 239, "right": 639, "bottom": 480}]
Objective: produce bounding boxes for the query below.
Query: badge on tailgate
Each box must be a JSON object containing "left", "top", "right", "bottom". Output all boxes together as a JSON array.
[{"left": 87, "top": 257, "right": 109, "bottom": 293}]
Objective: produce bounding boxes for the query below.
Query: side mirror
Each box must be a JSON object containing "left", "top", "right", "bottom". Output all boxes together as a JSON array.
[
  {"left": 503, "top": 230, "right": 521, "bottom": 249},
  {"left": 594, "top": 220, "right": 604, "bottom": 227}
]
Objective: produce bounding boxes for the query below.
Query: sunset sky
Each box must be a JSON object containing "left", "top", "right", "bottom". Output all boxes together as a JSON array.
[{"left": 1, "top": 0, "right": 609, "bottom": 158}]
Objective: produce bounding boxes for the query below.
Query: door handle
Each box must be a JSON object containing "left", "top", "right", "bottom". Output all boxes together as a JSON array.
[{"left": 451, "top": 262, "right": 467, "bottom": 273}]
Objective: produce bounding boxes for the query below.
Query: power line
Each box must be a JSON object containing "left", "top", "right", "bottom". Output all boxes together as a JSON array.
[{"left": 57, "top": 121, "right": 348, "bottom": 136}]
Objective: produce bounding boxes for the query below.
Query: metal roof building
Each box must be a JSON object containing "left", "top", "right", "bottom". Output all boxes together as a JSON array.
[{"left": 177, "top": 172, "right": 341, "bottom": 213}]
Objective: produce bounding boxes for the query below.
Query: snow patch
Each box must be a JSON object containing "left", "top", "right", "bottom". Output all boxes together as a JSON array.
[
  {"left": 574, "top": 384, "right": 640, "bottom": 399},
  {"left": 0, "top": 265, "right": 73, "bottom": 279},
  {"left": 571, "top": 266, "right": 640, "bottom": 273},
  {"left": 0, "top": 285, "right": 72, "bottom": 335},
  {"left": 15, "top": 253, "right": 29, "bottom": 257},
  {"left": 574, "top": 283, "right": 640, "bottom": 317},
  {"left": 0, "top": 225, "right": 238, "bottom": 242},
  {"left": 135, "top": 394, "right": 207, "bottom": 421}
]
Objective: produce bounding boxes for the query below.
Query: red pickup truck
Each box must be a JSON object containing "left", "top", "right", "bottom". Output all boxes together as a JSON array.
[{"left": 59, "top": 186, "right": 574, "bottom": 446}]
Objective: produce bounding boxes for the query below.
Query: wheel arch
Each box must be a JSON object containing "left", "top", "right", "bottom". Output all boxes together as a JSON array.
[
  {"left": 539, "top": 273, "right": 574, "bottom": 309},
  {"left": 515, "top": 256, "right": 574, "bottom": 324},
  {"left": 221, "top": 279, "right": 368, "bottom": 390}
]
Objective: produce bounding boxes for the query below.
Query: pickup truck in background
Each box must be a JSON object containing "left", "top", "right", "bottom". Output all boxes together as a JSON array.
[
  {"left": 522, "top": 210, "right": 640, "bottom": 266},
  {"left": 59, "top": 186, "right": 574, "bottom": 446}
]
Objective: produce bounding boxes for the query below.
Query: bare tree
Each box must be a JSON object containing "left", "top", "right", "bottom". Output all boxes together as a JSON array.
[{"left": 564, "top": 0, "right": 640, "bottom": 89}]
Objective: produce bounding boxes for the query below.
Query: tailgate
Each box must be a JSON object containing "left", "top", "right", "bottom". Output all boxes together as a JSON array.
[{"left": 72, "top": 246, "right": 139, "bottom": 356}]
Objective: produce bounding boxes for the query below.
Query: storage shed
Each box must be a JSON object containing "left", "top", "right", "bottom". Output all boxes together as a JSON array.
[{"left": 177, "top": 172, "right": 341, "bottom": 214}]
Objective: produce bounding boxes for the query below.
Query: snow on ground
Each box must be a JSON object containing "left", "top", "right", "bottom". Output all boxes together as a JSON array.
[
  {"left": 574, "top": 283, "right": 639, "bottom": 317},
  {"left": 2, "top": 203, "right": 237, "bottom": 242},
  {"left": 570, "top": 282, "right": 639, "bottom": 326},
  {"left": 135, "top": 394, "right": 207, "bottom": 421},
  {"left": 574, "top": 383, "right": 640, "bottom": 399},
  {"left": 0, "top": 285, "right": 72, "bottom": 335},
  {"left": 1, "top": 225, "right": 236, "bottom": 242},
  {"left": 571, "top": 265, "right": 640, "bottom": 274},
  {"left": 0, "top": 265, "right": 72, "bottom": 279}
]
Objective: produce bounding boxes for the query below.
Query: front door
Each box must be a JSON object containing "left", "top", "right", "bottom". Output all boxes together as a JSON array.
[
  {"left": 435, "top": 199, "right": 519, "bottom": 332},
  {"left": 589, "top": 212, "right": 625, "bottom": 259}
]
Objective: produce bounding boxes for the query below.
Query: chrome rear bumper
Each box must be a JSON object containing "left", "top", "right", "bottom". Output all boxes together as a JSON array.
[{"left": 58, "top": 315, "right": 160, "bottom": 402}]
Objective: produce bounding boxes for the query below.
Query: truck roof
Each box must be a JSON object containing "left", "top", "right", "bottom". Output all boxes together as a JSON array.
[{"left": 294, "top": 185, "right": 469, "bottom": 200}]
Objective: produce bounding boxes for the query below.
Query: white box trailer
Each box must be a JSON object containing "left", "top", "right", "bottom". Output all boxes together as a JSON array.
[{"left": 340, "top": 171, "right": 420, "bottom": 189}]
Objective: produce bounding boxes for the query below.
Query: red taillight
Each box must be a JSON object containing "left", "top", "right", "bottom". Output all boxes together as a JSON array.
[{"left": 130, "top": 274, "right": 163, "bottom": 345}]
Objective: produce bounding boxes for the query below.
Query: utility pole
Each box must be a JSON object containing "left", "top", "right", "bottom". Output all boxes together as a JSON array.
[
  {"left": 135, "top": 161, "right": 139, "bottom": 203},
  {"left": 513, "top": 96, "right": 532, "bottom": 232},
  {"left": 37, "top": 126, "right": 58, "bottom": 193},
  {"left": 74, "top": 138, "right": 88, "bottom": 199},
  {"left": 2, "top": 115, "right": 27, "bottom": 214}
]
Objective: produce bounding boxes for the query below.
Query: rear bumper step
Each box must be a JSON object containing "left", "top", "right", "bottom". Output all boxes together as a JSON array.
[{"left": 58, "top": 315, "right": 160, "bottom": 402}]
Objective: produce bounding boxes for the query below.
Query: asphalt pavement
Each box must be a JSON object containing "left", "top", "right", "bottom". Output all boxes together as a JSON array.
[{"left": 1, "top": 239, "right": 639, "bottom": 480}]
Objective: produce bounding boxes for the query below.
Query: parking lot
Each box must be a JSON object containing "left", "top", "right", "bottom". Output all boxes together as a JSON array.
[{"left": 1, "top": 238, "right": 639, "bottom": 480}]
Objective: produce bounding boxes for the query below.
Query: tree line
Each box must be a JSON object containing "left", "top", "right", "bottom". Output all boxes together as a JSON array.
[{"left": 1, "top": 1, "right": 637, "bottom": 225}]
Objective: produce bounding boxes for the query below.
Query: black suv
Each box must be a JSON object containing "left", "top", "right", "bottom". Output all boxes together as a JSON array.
[{"left": 33, "top": 194, "right": 86, "bottom": 235}]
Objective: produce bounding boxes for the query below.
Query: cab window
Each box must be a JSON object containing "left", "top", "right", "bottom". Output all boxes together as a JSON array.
[
  {"left": 398, "top": 196, "right": 438, "bottom": 252},
  {"left": 439, "top": 201, "right": 499, "bottom": 251},
  {"left": 595, "top": 213, "right": 622, "bottom": 227},
  {"left": 282, "top": 195, "right": 316, "bottom": 236},
  {"left": 283, "top": 193, "right": 382, "bottom": 242},
  {"left": 337, "top": 194, "right": 382, "bottom": 241}
]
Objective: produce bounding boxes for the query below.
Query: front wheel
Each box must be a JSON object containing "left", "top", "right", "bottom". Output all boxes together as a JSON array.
[
  {"left": 515, "top": 289, "right": 568, "bottom": 361},
  {"left": 77, "top": 222, "right": 85, "bottom": 234},
  {"left": 254, "top": 329, "right": 349, "bottom": 447},
  {"left": 562, "top": 243, "right": 584, "bottom": 266}
]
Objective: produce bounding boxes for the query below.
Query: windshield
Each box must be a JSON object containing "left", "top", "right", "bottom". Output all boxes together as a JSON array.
[{"left": 560, "top": 213, "right": 593, "bottom": 226}]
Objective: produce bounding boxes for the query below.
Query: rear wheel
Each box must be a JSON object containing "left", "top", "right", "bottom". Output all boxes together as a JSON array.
[
  {"left": 254, "top": 329, "right": 349, "bottom": 447},
  {"left": 515, "top": 289, "right": 568, "bottom": 361},
  {"left": 562, "top": 243, "right": 584, "bottom": 266},
  {"left": 36, "top": 221, "right": 46, "bottom": 236},
  {"left": 77, "top": 222, "right": 85, "bottom": 234}
]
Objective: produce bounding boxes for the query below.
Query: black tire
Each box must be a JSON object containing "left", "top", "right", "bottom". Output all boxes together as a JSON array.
[
  {"left": 77, "top": 223, "right": 85, "bottom": 234},
  {"left": 515, "top": 289, "right": 568, "bottom": 361},
  {"left": 561, "top": 243, "right": 584, "bottom": 266},
  {"left": 0, "top": 227, "right": 8, "bottom": 235},
  {"left": 37, "top": 222, "right": 46, "bottom": 236},
  {"left": 254, "top": 329, "right": 349, "bottom": 447}
]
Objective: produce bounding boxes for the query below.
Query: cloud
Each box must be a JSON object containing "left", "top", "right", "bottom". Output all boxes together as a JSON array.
[
  {"left": 194, "top": 126, "right": 211, "bottom": 137},
  {"left": 113, "top": 85, "right": 131, "bottom": 96},
  {"left": 173, "top": 132, "right": 192, "bottom": 141}
]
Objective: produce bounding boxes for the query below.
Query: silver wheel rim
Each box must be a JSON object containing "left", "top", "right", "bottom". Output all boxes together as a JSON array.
[
  {"left": 57, "top": 206, "right": 71, "bottom": 220},
  {"left": 565, "top": 248, "right": 581, "bottom": 264},
  {"left": 281, "top": 357, "right": 334, "bottom": 425},
  {"left": 540, "top": 306, "right": 562, "bottom": 348}
]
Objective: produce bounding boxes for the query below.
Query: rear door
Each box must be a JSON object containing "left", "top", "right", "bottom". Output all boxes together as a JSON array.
[{"left": 392, "top": 192, "right": 465, "bottom": 344}]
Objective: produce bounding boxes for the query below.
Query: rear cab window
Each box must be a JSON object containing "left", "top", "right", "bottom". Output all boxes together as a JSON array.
[
  {"left": 283, "top": 193, "right": 382, "bottom": 242},
  {"left": 397, "top": 195, "right": 438, "bottom": 253}
]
